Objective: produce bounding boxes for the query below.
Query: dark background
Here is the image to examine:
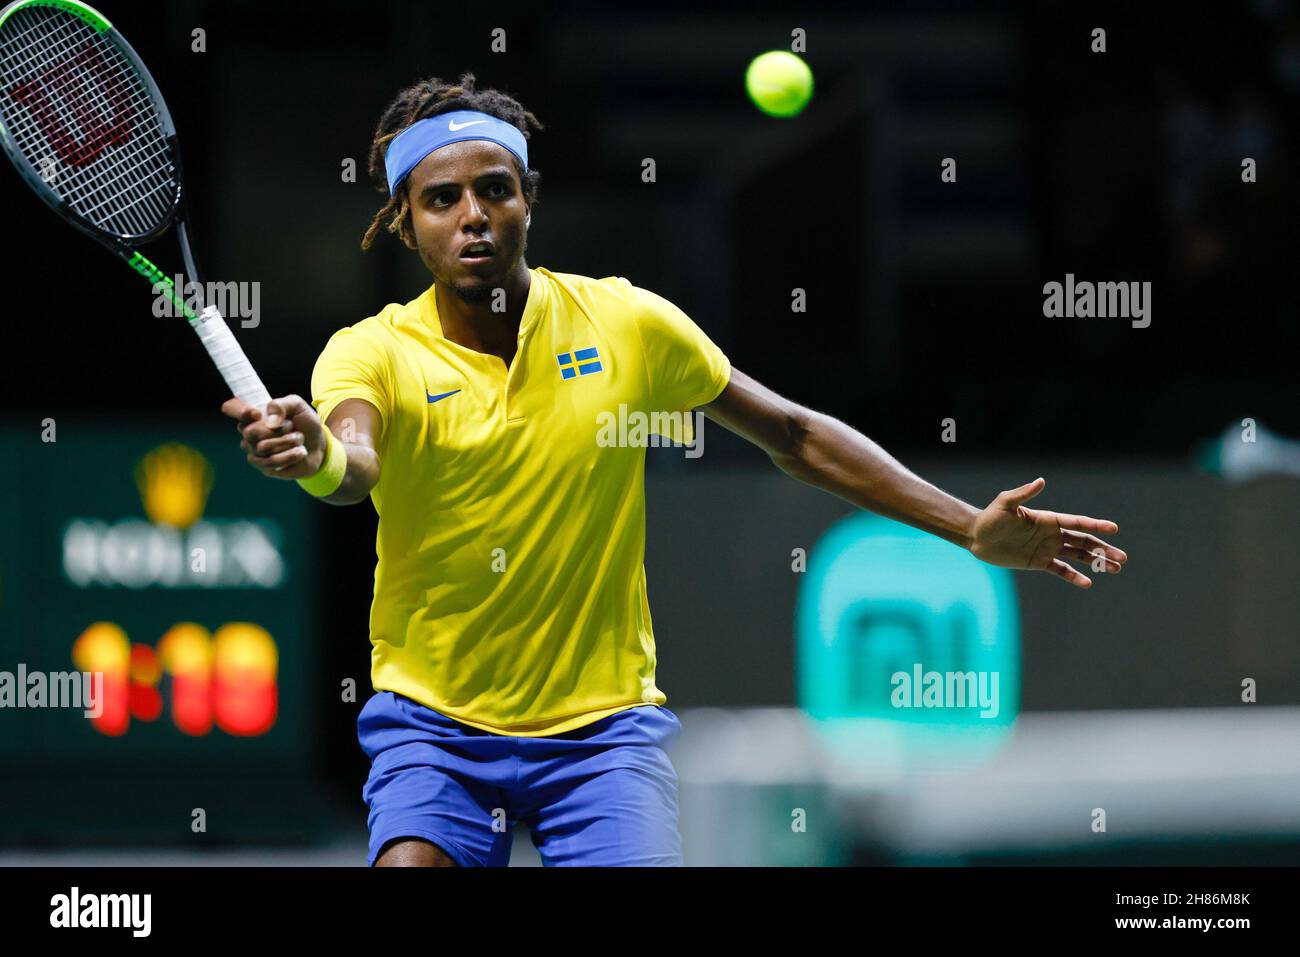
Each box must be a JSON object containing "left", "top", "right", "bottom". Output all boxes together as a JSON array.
[
  {"left": 6, "top": 0, "right": 1295, "bottom": 448},
  {"left": 1, "top": 0, "right": 1296, "bottom": 855}
]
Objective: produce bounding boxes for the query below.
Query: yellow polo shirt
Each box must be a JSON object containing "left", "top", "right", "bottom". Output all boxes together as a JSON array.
[{"left": 310, "top": 266, "right": 730, "bottom": 735}]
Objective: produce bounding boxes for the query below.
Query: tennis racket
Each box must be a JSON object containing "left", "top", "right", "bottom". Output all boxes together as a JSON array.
[{"left": 0, "top": 0, "right": 271, "bottom": 410}]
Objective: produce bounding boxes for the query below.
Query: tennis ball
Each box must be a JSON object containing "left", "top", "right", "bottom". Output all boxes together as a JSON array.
[{"left": 745, "top": 50, "right": 813, "bottom": 118}]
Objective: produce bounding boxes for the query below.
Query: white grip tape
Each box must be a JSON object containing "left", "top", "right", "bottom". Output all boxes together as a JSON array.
[{"left": 192, "top": 305, "right": 272, "bottom": 410}]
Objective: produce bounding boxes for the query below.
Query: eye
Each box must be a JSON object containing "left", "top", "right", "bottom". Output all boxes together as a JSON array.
[{"left": 486, "top": 181, "right": 509, "bottom": 197}]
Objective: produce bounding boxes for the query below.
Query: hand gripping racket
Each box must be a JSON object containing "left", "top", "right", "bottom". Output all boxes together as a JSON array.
[{"left": 0, "top": 0, "right": 271, "bottom": 410}]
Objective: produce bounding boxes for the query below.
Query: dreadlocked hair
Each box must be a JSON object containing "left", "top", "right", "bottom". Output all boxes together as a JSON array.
[{"left": 361, "top": 71, "right": 544, "bottom": 251}]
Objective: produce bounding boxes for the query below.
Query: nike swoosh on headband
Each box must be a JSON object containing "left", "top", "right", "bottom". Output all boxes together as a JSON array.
[{"left": 384, "top": 111, "right": 529, "bottom": 196}]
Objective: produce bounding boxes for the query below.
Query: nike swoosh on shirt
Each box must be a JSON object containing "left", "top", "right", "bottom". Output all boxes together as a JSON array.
[
  {"left": 426, "top": 389, "right": 461, "bottom": 403},
  {"left": 447, "top": 119, "right": 489, "bottom": 131}
]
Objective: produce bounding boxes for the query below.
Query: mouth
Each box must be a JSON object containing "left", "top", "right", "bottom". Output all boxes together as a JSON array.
[{"left": 458, "top": 240, "right": 496, "bottom": 265}]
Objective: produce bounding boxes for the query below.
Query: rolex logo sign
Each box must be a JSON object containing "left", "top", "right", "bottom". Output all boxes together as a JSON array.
[
  {"left": 134, "top": 443, "right": 213, "bottom": 529},
  {"left": 62, "top": 441, "right": 285, "bottom": 589}
]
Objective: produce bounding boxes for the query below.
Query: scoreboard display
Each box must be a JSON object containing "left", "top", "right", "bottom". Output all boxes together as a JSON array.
[{"left": 0, "top": 425, "right": 325, "bottom": 844}]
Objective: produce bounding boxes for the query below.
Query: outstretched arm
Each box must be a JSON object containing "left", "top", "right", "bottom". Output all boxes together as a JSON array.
[{"left": 700, "top": 368, "right": 1127, "bottom": 588}]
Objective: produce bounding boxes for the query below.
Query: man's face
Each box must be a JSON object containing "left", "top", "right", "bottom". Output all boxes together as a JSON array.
[{"left": 404, "top": 140, "right": 530, "bottom": 304}]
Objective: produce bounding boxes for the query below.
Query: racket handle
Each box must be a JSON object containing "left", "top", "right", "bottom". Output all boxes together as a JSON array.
[{"left": 192, "top": 305, "right": 272, "bottom": 411}]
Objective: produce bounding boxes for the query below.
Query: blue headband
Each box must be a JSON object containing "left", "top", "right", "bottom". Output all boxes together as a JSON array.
[{"left": 384, "top": 110, "right": 529, "bottom": 196}]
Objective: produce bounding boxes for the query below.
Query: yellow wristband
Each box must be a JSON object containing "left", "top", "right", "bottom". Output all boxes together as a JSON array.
[{"left": 296, "top": 428, "right": 347, "bottom": 498}]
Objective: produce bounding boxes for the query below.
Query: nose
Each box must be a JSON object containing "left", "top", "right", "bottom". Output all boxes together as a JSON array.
[{"left": 460, "top": 191, "right": 489, "bottom": 229}]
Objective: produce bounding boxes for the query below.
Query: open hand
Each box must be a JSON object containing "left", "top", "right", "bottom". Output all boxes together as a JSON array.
[{"left": 969, "top": 477, "right": 1127, "bottom": 588}]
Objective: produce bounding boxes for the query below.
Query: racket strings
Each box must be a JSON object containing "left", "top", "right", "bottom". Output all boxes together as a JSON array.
[
  {"left": 21, "top": 15, "right": 176, "bottom": 237},
  {"left": 0, "top": 13, "right": 163, "bottom": 164},
  {"left": 0, "top": 6, "right": 177, "bottom": 239},
  {"left": 12, "top": 72, "right": 174, "bottom": 235}
]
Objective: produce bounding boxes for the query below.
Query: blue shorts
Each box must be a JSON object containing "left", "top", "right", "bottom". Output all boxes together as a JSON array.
[{"left": 357, "top": 691, "right": 684, "bottom": 867}]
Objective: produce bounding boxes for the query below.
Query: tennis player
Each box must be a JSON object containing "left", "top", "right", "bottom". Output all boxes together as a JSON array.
[{"left": 222, "top": 73, "right": 1127, "bottom": 867}]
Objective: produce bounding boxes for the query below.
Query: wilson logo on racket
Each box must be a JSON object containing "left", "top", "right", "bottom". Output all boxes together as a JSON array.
[
  {"left": 127, "top": 251, "right": 168, "bottom": 285},
  {"left": 8, "top": 42, "right": 133, "bottom": 167}
]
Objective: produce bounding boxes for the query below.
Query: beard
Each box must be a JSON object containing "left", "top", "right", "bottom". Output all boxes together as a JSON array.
[{"left": 445, "top": 277, "right": 498, "bottom": 304}]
